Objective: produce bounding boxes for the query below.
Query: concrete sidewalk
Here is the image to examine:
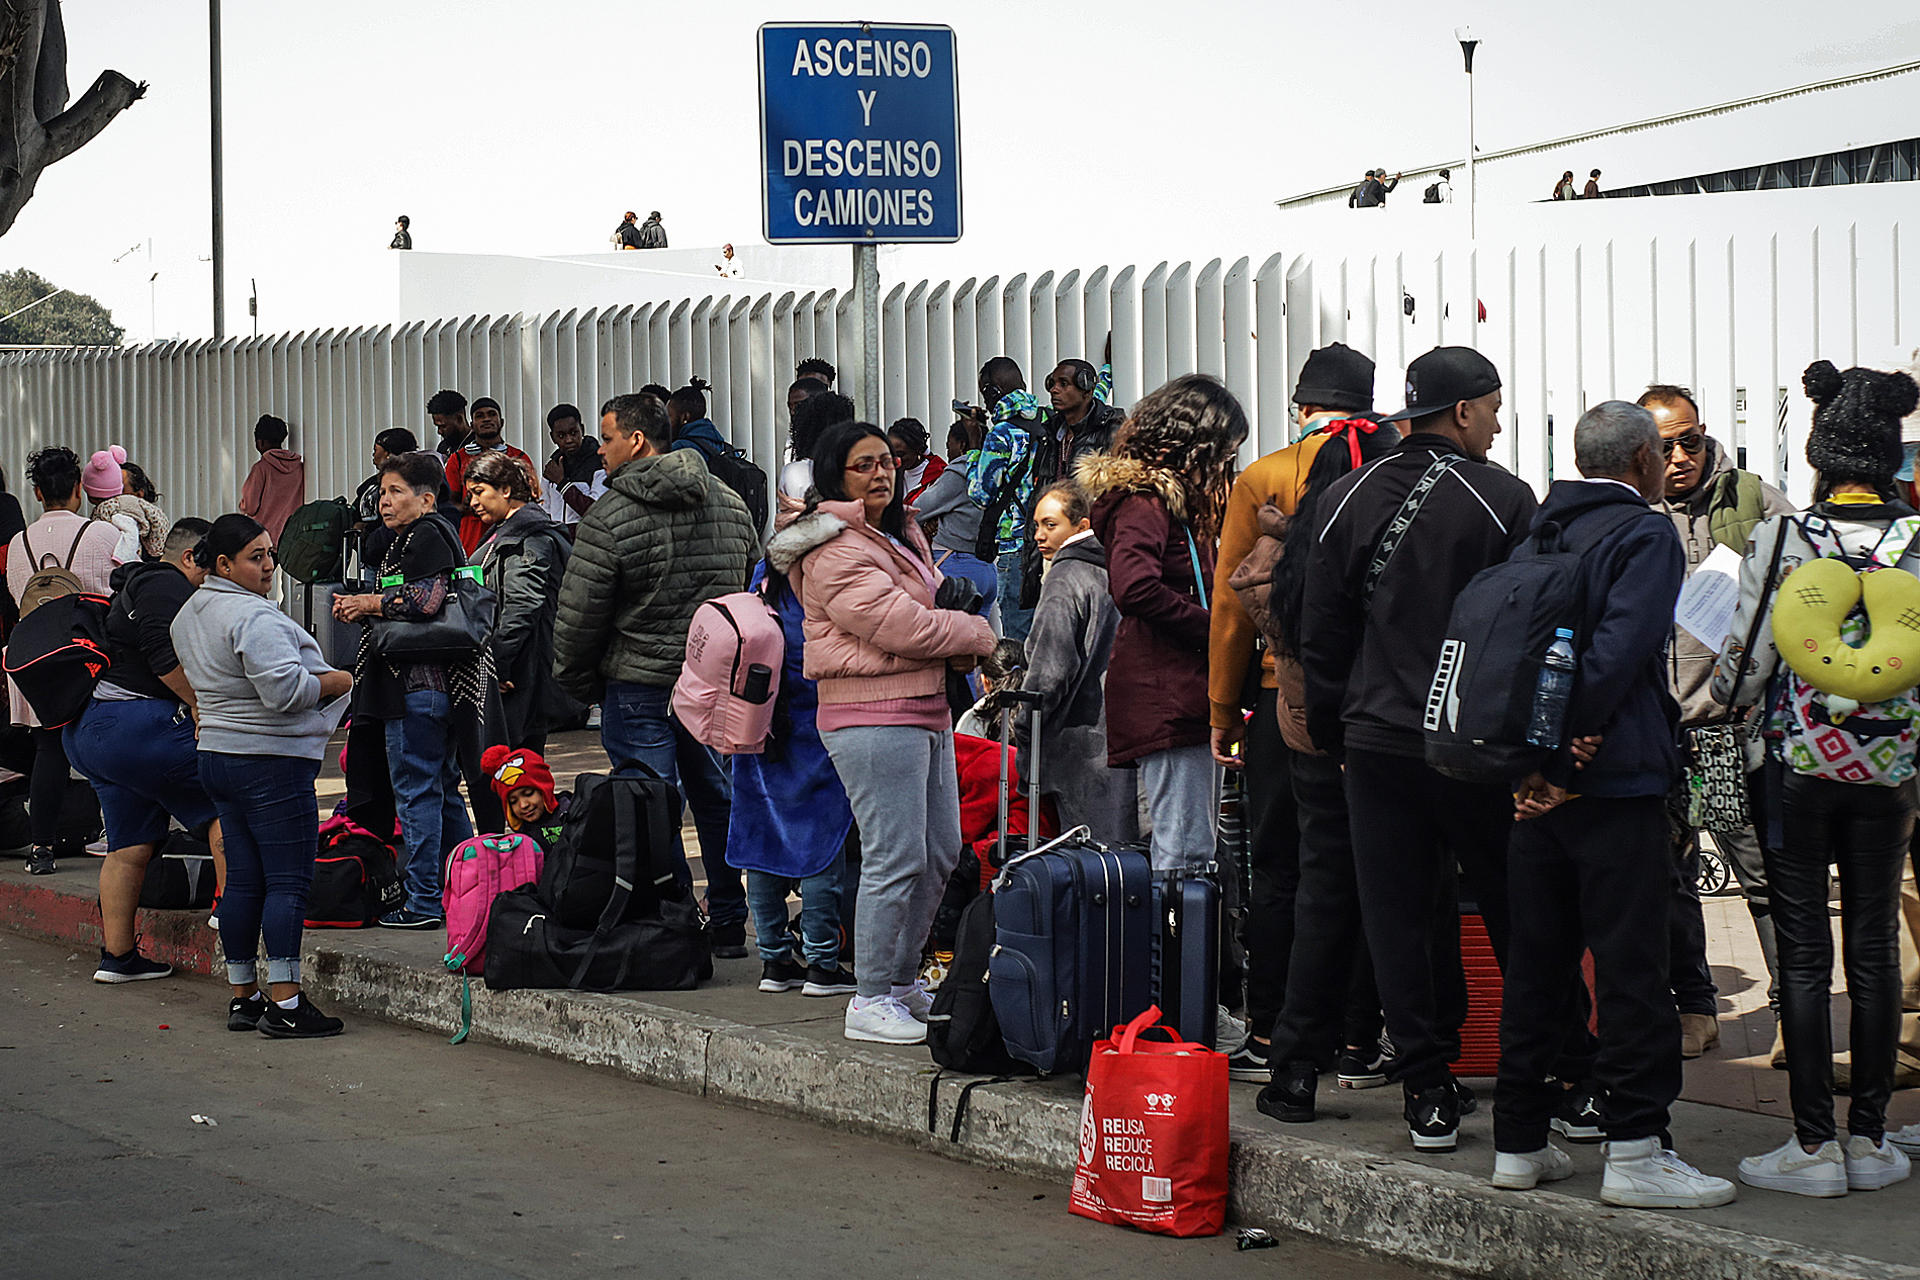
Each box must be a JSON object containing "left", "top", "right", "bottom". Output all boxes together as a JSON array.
[{"left": 4, "top": 864, "right": 1919, "bottom": 1280}]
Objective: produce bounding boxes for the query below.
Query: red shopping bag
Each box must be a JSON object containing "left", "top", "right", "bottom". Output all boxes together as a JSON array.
[{"left": 1068, "top": 1005, "right": 1229, "bottom": 1238}]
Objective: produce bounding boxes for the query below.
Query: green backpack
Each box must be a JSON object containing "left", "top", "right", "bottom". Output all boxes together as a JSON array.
[{"left": 278, "top": 498, "right": 352, "bottom": 584}]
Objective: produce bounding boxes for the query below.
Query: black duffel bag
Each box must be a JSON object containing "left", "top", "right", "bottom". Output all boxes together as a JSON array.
[
  {"left": 486, "top": 765, "right": 710, "bottom": 993},
  {"left": 536, "top": 766, "right": 683, "bottom": 930},
  {"left": 483, "top": 888, "right": 711, "bottom": 993},
  {"left": 139, "top": 827, "right": 219, "bottom": 910}
]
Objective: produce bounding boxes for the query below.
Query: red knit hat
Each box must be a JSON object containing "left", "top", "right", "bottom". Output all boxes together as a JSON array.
[{"left": 482, "top": 745, "right": 557, "bottom": 816}]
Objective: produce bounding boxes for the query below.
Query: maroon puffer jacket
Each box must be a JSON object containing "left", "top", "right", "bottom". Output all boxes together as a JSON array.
[{"left": 1080, "top": 455, "right": 1213, "bottom": 766}]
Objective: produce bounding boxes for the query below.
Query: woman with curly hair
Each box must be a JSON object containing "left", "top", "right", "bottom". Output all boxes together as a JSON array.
[{"left": 1079, "top": 374, "right": 1248, "bottom": 872}]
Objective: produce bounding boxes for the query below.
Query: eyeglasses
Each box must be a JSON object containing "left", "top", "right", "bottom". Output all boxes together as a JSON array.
[
  {"left": 846, "top": 455, "right": 899, "bottom": 475},
  {"left": 1664, "top": 431, "right": 1706, "bottom": 457}
]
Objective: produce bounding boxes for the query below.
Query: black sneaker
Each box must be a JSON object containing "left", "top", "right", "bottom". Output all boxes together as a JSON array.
[
  {"left": 711, "top": 921, "right": 749, "bottom": 960},
  {"left": 1550, "top": 1084, "right": 1603, "bottom": 1143},
  {"left": 1452, "top": 1078, "right": 1478, "bottom": 1117},
  {"left": 802, "top": 963, "right": 858, "bottom": 997},
  {"left": 228, "top": 993, "right": 268, "bottom": 1031},
  {"left": 758, "top": 957, "right": 807, "bottom": 993},
  {"left": 92, "top": 946, "right": 173, "bottom": 983},
  {"left": 1256, "top": 1060, "right": 1318, "bottom": 1124},
  {"left": 378, "top": 908, "right": 443, "bottom": 930},
  {"left": 1226, "top": 1038, "right": 1271, "bottom": 1083},
  {"left": 24, "top": 845, "right": 54, "bottom": 875},
  {"left": 1337, "top": 1034, "right": 1395, "bottom": 1089},
  {"left": 1406, "top": 1082, "right": 1461, "bottom": 1151},
  {"left": 258, "top": 993, "right": 344, "bottom": 1039}
]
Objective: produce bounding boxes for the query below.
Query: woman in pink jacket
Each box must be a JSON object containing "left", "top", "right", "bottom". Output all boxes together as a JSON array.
[{"left": 770, "top": 421, "right": 995, "bottom": 1046}]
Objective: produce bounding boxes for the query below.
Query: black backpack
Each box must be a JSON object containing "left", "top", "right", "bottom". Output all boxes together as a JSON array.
[
  {"left": 685, "top": 436, "right": 770, "bottom": 532},
  {"left": 279, "top": 498, "right": 353, "bottom": 584},
  {"left": 1423, "top": 181, "right": 1442, "bottom": 203},
  {"left": 2, "top": 592, "right": 112, "bottom": 728},
  {"left": 927, "top": 889, "right": 1028, "bottom": 1075},
  {"left": 1422, "top": 503, "right": 1646, "bottom": 785},
  {"left": 535, "top": 767, "right": 683, "bottom": 930}
]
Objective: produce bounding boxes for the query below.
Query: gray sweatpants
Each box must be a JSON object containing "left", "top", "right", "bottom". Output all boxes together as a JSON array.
[
  {"left": 1139, "top": 742, "right": 1220, "bottom": 873},
  {"left": 822, "top": 724, "right": 964, "bottom": 998}
]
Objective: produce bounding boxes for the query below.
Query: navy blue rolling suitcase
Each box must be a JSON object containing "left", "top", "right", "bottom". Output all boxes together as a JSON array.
[
  {"left": 1153, "top": 869, "right": 1220, "bottom": 1049},
  {"left": 988, "top": 693, "right": 1154, "bottom": 1075}
]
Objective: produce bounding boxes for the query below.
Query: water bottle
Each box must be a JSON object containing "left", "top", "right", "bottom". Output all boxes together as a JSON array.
[{"left": 1525, "top": 628, "right": 1577, "bottom": 749}]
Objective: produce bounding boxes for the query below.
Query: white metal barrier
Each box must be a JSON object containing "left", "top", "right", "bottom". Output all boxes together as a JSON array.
[{"left": 0, "top": 220, "right": 1910, "bottom": 527}]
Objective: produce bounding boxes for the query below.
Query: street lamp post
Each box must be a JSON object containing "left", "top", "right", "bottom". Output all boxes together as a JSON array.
[{"left": 1455, "top": 26, "right": 1479, "bottom": 241}]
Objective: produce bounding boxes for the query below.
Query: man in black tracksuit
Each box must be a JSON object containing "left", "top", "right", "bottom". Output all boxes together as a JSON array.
[
  {"left": 1288, "top": 347, "right": 1534, "bottom": 1151},
  {"left": 1489, "top": 402, "right": 1733, "bottom": 1210}
]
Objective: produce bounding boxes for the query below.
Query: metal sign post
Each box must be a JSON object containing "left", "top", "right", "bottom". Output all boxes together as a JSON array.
[{"left": 758, "top": 22, "right": 962, "bottom": 421}]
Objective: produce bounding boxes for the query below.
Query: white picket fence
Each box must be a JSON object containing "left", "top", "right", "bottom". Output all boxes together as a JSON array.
[{"left": 0, "top": 218, "right": 1911, "bottom": 528}]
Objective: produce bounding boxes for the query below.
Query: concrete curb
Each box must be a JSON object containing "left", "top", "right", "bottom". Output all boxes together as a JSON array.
[{"left": 4, "top": 873, "right": 1916, "bottom": 1280}]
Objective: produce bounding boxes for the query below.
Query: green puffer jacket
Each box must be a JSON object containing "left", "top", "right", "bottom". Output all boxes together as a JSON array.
[{"left": 553, "top": 448, "right": 757, "bottom": 699}]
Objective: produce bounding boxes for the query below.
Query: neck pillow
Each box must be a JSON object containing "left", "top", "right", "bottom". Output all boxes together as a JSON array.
[{"left": 1772, "top": 557, "right": 1920, "bottom": 716}]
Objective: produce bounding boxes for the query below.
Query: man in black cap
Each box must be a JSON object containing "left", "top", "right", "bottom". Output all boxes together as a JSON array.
[
  {"left": 1211, "top": 343, "right": 1387, "bottom": 1082},
  {"left": 1286, "top": 346, "right": 1535, "bottom": 1151}
]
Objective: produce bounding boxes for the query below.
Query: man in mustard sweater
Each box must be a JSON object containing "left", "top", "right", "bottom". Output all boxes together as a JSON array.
[{"left": 1209, "top": 343, "right": 1380, "bottom": 1080}]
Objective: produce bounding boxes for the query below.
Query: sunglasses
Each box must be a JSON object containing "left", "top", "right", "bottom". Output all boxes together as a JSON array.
[
  {"left": 1664, "top": 431, "right": 1706, "bottom": 457},
  {"left": 846, "top": 455, "right": 899, "bottom": 475}
]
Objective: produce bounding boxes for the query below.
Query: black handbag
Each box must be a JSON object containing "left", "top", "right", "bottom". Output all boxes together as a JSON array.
[{"left": 368, "top": 522, "right": 498, "bottom": 663}]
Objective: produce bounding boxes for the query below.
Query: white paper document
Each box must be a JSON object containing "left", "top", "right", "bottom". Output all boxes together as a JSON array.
[{"left": 1674, "top": 543, "right": 1745, "bottom": 650}]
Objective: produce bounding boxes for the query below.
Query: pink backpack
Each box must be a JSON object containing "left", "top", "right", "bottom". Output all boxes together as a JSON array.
[
  {"left": 443, "top": 832, "right": 546, "bottom": 978},
  {"left": 672, "top": 589, "right": 785, "bottom": 754},
  {"left": 443, "top": 831, "right": 546, "bottom": 1045}
]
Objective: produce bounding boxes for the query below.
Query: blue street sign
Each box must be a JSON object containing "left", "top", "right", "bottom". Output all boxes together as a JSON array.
[{"left": 758, "top": 22, "right": 962, "bottom": 245}]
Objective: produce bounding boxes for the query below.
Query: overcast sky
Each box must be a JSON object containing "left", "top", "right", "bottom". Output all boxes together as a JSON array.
[{"left": 3, "top": 0, "right": 1913, "bottom": 342}]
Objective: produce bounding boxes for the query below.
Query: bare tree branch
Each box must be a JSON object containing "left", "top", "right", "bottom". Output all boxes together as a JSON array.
[{"left": 41, "top": 69, "right": 141, "bottom": 165}]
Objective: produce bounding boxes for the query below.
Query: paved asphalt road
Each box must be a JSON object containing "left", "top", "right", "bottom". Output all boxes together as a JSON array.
[{"left": 0, "top": 931, "right": 1433, "bottom": 1280}]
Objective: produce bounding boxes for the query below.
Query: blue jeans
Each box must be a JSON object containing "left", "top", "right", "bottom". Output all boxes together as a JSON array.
[
  {"left": 601, "top": 679, "right": 745, "bottom": 928},
  {"left": 65, "top": 698, "right": 218, "bottom": 849},
  {"left": 994, "top": 549, "right": 1032, "bottom": 641},
  {"left": 199, "top": 751, "right": 322, "bottom": 986},
  {"left": 384, "top": 689, "right": 473, "bottom": 915},
  {"left": 746, "top": 852, "right": 846, "bottom": 966}
]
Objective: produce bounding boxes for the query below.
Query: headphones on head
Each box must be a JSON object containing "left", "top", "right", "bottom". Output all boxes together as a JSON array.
[{"left": 1054, "top": 360, "right": 1096, "bottom": 393}]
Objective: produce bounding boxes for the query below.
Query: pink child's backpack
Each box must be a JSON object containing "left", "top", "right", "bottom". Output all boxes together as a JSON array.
[
  {"left": 443, "top": 832, "right": 546, "bottom": 1043},
  {"left": 671, "top": 589, "right": 785, "bottom": 755}
]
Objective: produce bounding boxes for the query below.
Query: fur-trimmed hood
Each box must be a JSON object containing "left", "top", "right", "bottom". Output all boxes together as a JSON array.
[
  {"left": 1075, "top": 453, "right": 1189, "bottom": 522},
  {"left": 765, "top": 507, "right": 848, "bottom": 573}
]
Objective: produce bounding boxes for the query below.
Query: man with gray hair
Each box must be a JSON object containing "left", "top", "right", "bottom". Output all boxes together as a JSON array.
[{"left": 1490, "top": 401, "right": 1734, "bottom": 1209}]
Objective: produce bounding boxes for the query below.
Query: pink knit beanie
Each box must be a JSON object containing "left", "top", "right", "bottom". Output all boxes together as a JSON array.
[{"left": 82, "top": 445, "right": 127, "bottom": 500}]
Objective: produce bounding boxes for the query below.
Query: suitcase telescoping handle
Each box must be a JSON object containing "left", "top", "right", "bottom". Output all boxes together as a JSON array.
[
  {"left": 992, "top": 824, "right": 1093, "bottom": 892},
  {"left": 995, "top": 687, "right": 1045, "bottom": 872}
]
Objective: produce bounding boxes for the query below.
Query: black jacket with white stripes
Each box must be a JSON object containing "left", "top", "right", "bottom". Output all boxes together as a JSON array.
[{"left": 1299, "top": 433, "right": 1537, "bottom": 758}]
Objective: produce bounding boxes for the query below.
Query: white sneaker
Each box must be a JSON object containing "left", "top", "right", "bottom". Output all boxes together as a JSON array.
[
  {"left": 1844, "top": 1135, "right": 1911, "bottom": 1191},
  {"left": 890, "top": 981, "right": 933, "bottom": 1023},
  {"left": 1491, "top": 1143, "right": 1575, "bottom": 1191},
  {"left": 1737, "top": 1137, "right": 1848, "bottom": 1198},
  {"left": 1602, "top": 1137, "right": 1737, "bottom": 1208},
  {"left": 1889, "top": 1123, "right": 1920, "bottom": 1157},
  {"left": 1215, "top": 1006, "right": 1248, "bottom": 1055},
  {"left": 844, "top": 995, "right": 925, "bottom": 1045}
]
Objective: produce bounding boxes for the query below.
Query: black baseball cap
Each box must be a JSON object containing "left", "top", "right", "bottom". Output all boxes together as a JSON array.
[{"left": 1383, "top": 346, "right": 1502, "bottom": 423}]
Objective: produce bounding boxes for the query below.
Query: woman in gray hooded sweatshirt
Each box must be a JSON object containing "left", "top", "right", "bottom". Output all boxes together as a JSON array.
[{"left": 171, "top": 514, "right": 353, "bottom": 1038}]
